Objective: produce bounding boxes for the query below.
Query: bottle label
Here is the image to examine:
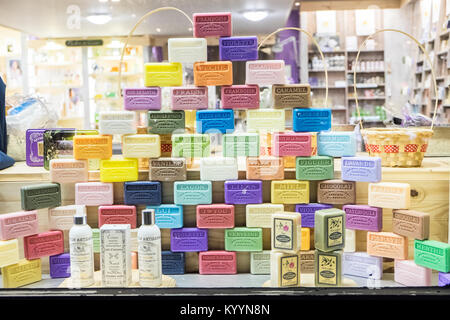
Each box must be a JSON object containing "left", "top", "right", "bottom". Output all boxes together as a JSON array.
[
  {"left": 318, "top": 254, "right": 337, "bottom": 285},
  {"left": 327, "top": 215, "right": 343, "bottom": 247},
  {"left": 69, "top": 235, "right": 94, "bottom": 286},
  {"left": 280, "top": 255, "right": 298, "bottom": 287},
  {"left": 273, "top": 218, "right": 293, "bottom": 250},
  {"left": 138, "top": 235, "right": 161, "bottom": 285}
]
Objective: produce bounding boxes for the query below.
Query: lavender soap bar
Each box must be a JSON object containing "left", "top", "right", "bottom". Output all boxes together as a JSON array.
[
  {"left": 295, "top": 203, "right": 333, "bottom": 228},
  {"left": 170, "top": 228, "right": 208, "bottom": 252},
  {"left": 224, "top": 180, "right": 263, "bottom": 205},
  {"left": 343, "top": 205, "right": 382, "bottom": 232},
  {"left": 219, "top": 36, "right": 258, "bottom": 61},
  {"left": 49, "top": 253, "right": 70, "bottom": 278},
  {"left": 26, "top": 129, "right": 45, "bottom": 167},
  {"left": 341, "top": 156, "right": 381, "bottom": 182}
]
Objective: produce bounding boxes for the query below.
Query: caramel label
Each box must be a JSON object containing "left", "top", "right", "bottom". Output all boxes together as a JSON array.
[
  {"left": 273, "top": 218, "right": 293, "bottom": 250},
  {"left": 280, "top": 255, "right": 298, "bottom": 287},
  {"left": 275, "top": 87, "right": 308, "bottom": 94},
  {"left": 327, "top": 216, "right": 343, "bottom": 247},
  {"left": 318, "top": 254, "right": 337, "bottom": 285}
]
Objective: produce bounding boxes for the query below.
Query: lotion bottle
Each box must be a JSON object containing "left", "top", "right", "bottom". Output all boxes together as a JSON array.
[{"left": 138, "top": 209, "right": 162, "bottom": 287}]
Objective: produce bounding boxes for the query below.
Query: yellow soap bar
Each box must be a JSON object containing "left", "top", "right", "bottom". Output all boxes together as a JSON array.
[
  {"left": 247, "top": 109, "right": 285, "bottom": 133},
  {"left": 270, "top": 251, "right": 301, "bottom": 287},
  {"left": 100, "top": 158, "right": 138, "bottom": 182},
  {"left": 0, "top": 239, "right": 19, "bottom": 268},
  {"left": 368, "top": 182, "right": 411, "bottom": 209},
  {"left": 283, "top": 156, "right": 296, "bottom": 168},
  {"left": 301, "top": 228, "right": 310, "bottom": 251},
  {"left": 144, "top": 62, "right": 183, "bottom": 87},
  {"left": 1, "top": 258, "right": 42, "bottom": 288},
  {"left": 271, "top": 211, "right": 302, "bottom": 253},
  {"left": 122, "top": 134, "right": 161, "bottom": 158},
  {"left": 271, "top": 180, "right": 309, "bottom": 204}
]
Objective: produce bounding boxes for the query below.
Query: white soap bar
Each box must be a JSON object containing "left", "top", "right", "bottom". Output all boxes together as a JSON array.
[
  {"left": 246, "top": 109, "right": 285, "bottom": 133},
  {"left": 344, "top": 229, "right": 356, "bottom": 253},
  {"left": 200, "top": 157, "right": 238, "bottom": 181},
  {"left": 250, "top": 250, "right": 271, "bottom": 275},
  {"left": 168, "top": 38, "right": 207, "bottom": 64},
  {"left": 270, "top": 251, "right": 300, "bottom": 287},
  {"left": 48, "top": 205, "right": 86, "bottom": 230},
  {"left": 122, "top": 134, "right": 161, "bottom": 158},
  {"left": 130, "top": 228, "right": 138, "bottom": 252},
  {"left": 99, "top": 111, "right": 137, "bottom": 135},
  {"left": 246, "top": 204, "right": 284, "bottom": 228}
]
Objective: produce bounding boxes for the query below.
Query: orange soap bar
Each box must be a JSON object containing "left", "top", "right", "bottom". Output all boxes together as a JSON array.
[
  {"left": 367, "top": 231, "right": 408, "bottom": 260},
  {"left": 194, "top": 61, "right": 233, "bottom": 86},
  {"left": 73, "top": 135, "right": 112, "bottom": 160}
]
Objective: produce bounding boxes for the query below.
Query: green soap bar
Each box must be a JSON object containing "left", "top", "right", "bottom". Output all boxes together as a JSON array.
[
  {"left": 148, "top": 111, "right": 185, "bottom": 134},
  {"left": 296, "top": 156, "right": 334, "bottom": 180},
  {"left": 92, "top": 228, "right": 100, "bottom": 253},
  {"left": 314, "top": 208, "right": 346, "bottom": 252},
  {"left": 172, "top": 134, "right": 210, "bottom": 157},
  {"left": 222, "top": 133, "right": 259, "bottom": 157},
  {"left": 414, "top": 239, "right": 450, "bottom": 272},
  {"left": 225, "top": 227, "right": 263, "bottom": 252},
  {"left": 21, "top": 183, "right": 61, "bottom": 211},
  {"left": 315, "top": 249, "right": 342, "bottom": 287},
  {"left": 250, "top": 250, "right": 271, "bottom": 275}
]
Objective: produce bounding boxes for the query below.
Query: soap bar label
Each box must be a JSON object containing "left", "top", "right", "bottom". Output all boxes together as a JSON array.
[
  {"left": 280, "top": 255, "right": 299, "bottom": 287},
  {"left": 327, "top": 216, "right": 343, "bottom": 247},
  {"left": 273, "top": 218, "right": 293, "bottom": 251},
  {"left": 318, "top": 254, "right": 337, "bottom": 285}
]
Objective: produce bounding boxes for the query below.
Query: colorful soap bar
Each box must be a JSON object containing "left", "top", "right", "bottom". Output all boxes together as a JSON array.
[
  {"left": 123, "top": 87, "right": 161, "bottom": 111},
  {"left": 250, "top": 251, "right": 271, "bottom": 275},
  {"left": 171, "top": 86, "right": 208, "bottom": 111},
  {"left": 75, "top": 182, "right": 114, "bottom": 206},
  {"left": 368, "top": 182, "right": 410, "bottom": 209},
  {"left": 272, "top": 132, "right": 312, "bottom": 157},
  {"left": 1, "top": 259, "right": 42, "bottom": 288},
  {"left": 343, "top": 252, "right": 383, "bottom": 279},
  {"left": 174, "top": 181, "right": 212, "bottom": 205},
  {"left": 148, "top": 110, "right": 185, "bottom": 134},
  {"left": 392, "top": 209, "right": 430, "bottom": 240},
  {"left": 293, "top": 108, "right": 332, "bottom": 132},
  {"left": 341, "top": 156, "right": 381, "bottom": 183},
  {"left": 98, "top": 205, "right": 137, "bottom": 228},
  {"left": 0, "top": 210, "right": 39, "bottom": 240},
  {"left": 225, "top": 227, "right": 263, "bottom": 252},
  {"left": 367, "top": 232, "right": 408, "bottom": 260},
  {"left": 317, "top": 180, "right": 356, "bottom": 205},
  {"left": 246, "top": 109, "right": 285, "bottom": 133},
  {"left": 221, "top": 85, "right": 260, "bottom": 110},
  {"left": 170, "top": 228, "right": 208, "bottom": 252},
  {"left": 146, "top": 205, "right": 183, "bottom": 229},
  {"left": 317, "top": 132, "right": 356, "bottom": 157},
  {"left": 272, "top": 84, "right": 311, "bottom": 109},
  {"left": 49, "top": 159, "right": 88, "bottom": 184},
  {"left": 200, "top": 157, "right": 238, "bottom": 181},
  {"left": 24, "top": 230, "right": 64, "bottom": 260},
  {"left": 246, "top": 203, "right": 284, "bottom": 228},
  {"left": 315, "top": 249, "right": 342, "bottom": 287},
  {"left": 199, "top": 251, "right": 237, "bottom": 274},
  {"left": 131, "top": 251, "right": 138, "bottom": 270},
  {"left": 100, "top": 158, "right": 138, "bottom": 182},
  {"left": 168, "top": 38, "right": 207, "bottom": 64},
  {"left": 43, "top": 129, "right": 76, "bottom": 170},
  {"left": 98, "top": 111, "right": 136, "bottom": 135},
  {"left": 196, "top": 204, "right": 234, "bottom": 229},
  {"left": 26, "top": 129, "right": 45, "bottom": 167},
  {"left": 124, "top": 181, "right": 162, "bottom": 206},
  {"left": 395, "top": 259, "right": 431, "bottom": 286},
  {"left": 73, "top": 135, "right": 112, "bottom": 160},
  {"left": 0, "top": 239, "right": 19, "bottom": 268},
  {"left": 48, "top": 205, "right": 86, "bottom": 230},
  {"left": 193, "top": 12, "right": 232, "bottom": 37},
  {"left": 172, "top": 134, "right": 211, "bottom": 158},
  {"left": 301, "top": 228, "right": 310, "bottom": 251},
  {"left": 194, "top": 61, "right": 233, "bottom": 86},
  {"left": 439, "top": 272, "right": 450, "bottom": 287},
  {"left": 299, "top": 250, "right": 315, "bottom": 274},
  {"left": 162, "top": 251, "right": 185, "bottom": 275},
  {"left": 144, "top": 62, "right": 183, "bottom": 87},
  {"left": 344, "top": 229, "right": 356, "bottom": 253},
  {"left": 49, "top": 253, "right": 71, "bottom": 278},
  {"left": 149, "top": 157, "right": 187, "bottom": 182},
  {"left": 219, "top": 36, "right": 258, "bottom": 61},
  {"left": 314, "top": 208, "right": 346, "bottom": 252},
  {"left": 196, "top": 109, "right": 235, "bottom": 134},
  {"left": 222, "top": 133, "right": 260, "bottom": 157},
  {"left": 296, "top": 156, "right": 334, "bottom": 181},
  {"left": 224, "top": 180, "right": 263, "bottom": 205},
  {"left": 122, "top": 134, "right": 161, "bottom": 158},
  {"left": 271, "top": 180, "right": 309, "bottom": 204},
  {"left": 271, "top": 251, "right": 300, "bottom": 287},
  {"left": 92, "top": 228, "right": 100, "bottom": 253},
  {"left": 295, "top": 203, "right": 332, "bottom": 228},
  {"left": 246, "top": 60, "right": 285, "bottom": 86},
  {"left": 343, "top": 205, "right": 383, "bottom": 232},
  {"left": 271, "top": 212, "right": 302, "bottom": 253},
  {"left": 246, "top": 156, "right": 284, "bottom": 180},
  {"left": 21, "top": 183, "right": 61, "bottom": 211},
  {"left": 414, "top": 239, "right": 450, "bottom": 272}
]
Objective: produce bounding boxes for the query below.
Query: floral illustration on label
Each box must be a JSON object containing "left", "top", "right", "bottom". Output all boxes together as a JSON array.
[
  {"left": 327, "top": 215, "right": 343, "bottom": 247},
  {"left": 280, "top": 255, "right": 298, "bottom": 287},
  {"left": 273, "top": 218, "right": 293, "bottom": 250},
  {"left": 318, "top": 255, "right": 337, "bottom": 285}
]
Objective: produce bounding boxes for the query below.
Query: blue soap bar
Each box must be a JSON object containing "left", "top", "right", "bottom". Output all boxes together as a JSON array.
[
  {"left": 147, "top": 204, "right": 183, "bottom": 229},
  {"left": 123, "top": 181, "right": 162, "bottom": 205},
  {"left": 341, "top": 156, "right": 382, "bottom": 182},
  {"left": 318, "top": 131, "right": 356, "bottom": 157},
  {"left": 219, "top": 36, "right": 258, "bottom": 61},
  {"left": 293, "top": 108, "right": 332, "bottom": 132},
  {"left": 196, "top": 109, "right": 235, "bottom": 134},
  {"left": 162, "top": 251, "right": 185, "bottom": 275},
  {"left": 174, "top": 181, "right": 212, "bottom": 205}
]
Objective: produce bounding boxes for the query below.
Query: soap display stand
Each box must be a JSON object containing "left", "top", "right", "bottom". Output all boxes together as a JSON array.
[{"left": 262, "top": 275, "right": 357, "bottom": 288}]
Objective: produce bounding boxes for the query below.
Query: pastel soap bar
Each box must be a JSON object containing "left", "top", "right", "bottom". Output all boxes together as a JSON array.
[
  {"left": 162, "top": 251, "right": 185, "bottom": 275},
  {"left": 100, "top": 158, "right": 138, "bottom": 183},
  {"left": 293, "top": 108, "right": 332, "bottom": 132},
  {"left": 246, "top": 203, "right": 284, "bottom": 228},
  {"left": 24, "top": 230, "right": 64, "bottom": 260},
  {"left": 367, "top": 232, "right": 408, "bottom": 260},
  {"left": 314, "top": 208, "right": 346, "bottom": 252},
  {"left": 0, "top": 210, "right": 39, "bottom": 240},
  {"left": 250, "top": 251, "right": 271, "bottom": 275},
  {"left": 439, "top": 272, "right": 450, "bottom": 287},
  {"left": 196, "top": 109, "right": 235, "bottom": 134},
  {"left": 122, "top": 134, "right": 161, "bottom": 158},
  {"left": 414, "top": 239, "right": 450, "bottom": 272},
  {"left": 343, "top": 252, "right": 383, "bottom": 280},
  {"left": 219, "top": 36, "right": 258, "bottom": 61},
  {"left": 171, "top": 134, "right": 211, "bottom": 158},
  {"left": 271, "top": 212, "right": 302, "bottom": 253},
  {"left": 246, "top": 156, "right": 284, "bottom": 180},
  {"left": 272, "top": 84, "right": 311, "bottom": 109},
  {"left": 246, "top": 60, "right": 285, "bottom": 86},
  {"left": 194, "top": 61, "right": 233, "bottom": 86},
  {"left": 344, "top": 229, "right": 356, "bottom": 253},
  {"left": 271, "top": 251, "right": 300, "bottom": 287},
  {"left": 196, "top": 204, "right": 234, "bottom": 229},
  {"left": 272, "top": 132, "right": 312, "bottom": 157},
  {"left": 221, "top": 85, "right": 260, "bottom": 110},
  {"left": 295, "top": 203, "right": 332, "bottom": 228},
  {"left": 0, "top": 239, "right": 19, "bottom": 267},
  {"left": 124, "top": 181, "right": 162, "bottom": 206},
  {"left": 318, "top": 132, "right": 356, "bottom": 157},
  {"left": 199, "top": 251, "right": 237, "bottom": 275},
  {"left": 49, "top": 253, "right": 71, "bottom": 278},
  {"left": 48, "top": 205, "right": 86, "bottom": 230},
  {"left": 98, "top": 205, "right": 137, "bottom": 228},
  {"left": 246, "top": 109, "right": 285, "bottom": 133},
  {"left": 271, "top": 180, "right": 309, "bottom": 205},
  {"left": 171, "top": 86, "right": 208, "bottom": 111},
  {"left": 98, "top": 111, "right": 136, "bottom": 135},
  {"left": 225, "top": 227, "right": 263, "bottom": 252},
  {"left": 341, "top": 156, "right": 382, "bottom": 183},
  {"left": 317, "top": 180, "right": 356, "bottom": 205},
  {"left": 222, "top": 133, "right": 259, "bottom": 157},
  {"left": 149, "top": 157, "right": 187, "bottom": 182},
  {"left": 123, "top": 87, "right": 161, "bottom": 111},
  {"left": 193, "top": 12, "right": 232, "bottom": 38},
  {"left": 130, "top": 228, "right": 138, "bottom": 252},
  {"left": 315, "top": 250, "right": 343, "bottom": 287},
  {"left": 200, "top": 157, "right": 238, "bottom": 181},
  {"left": 26, "top": 129, "right": 45, "bottom": 167},
  {"left": 296, "top": 156, "right": 334, "bottom": 181},
  {"left": 174, "top": 181, "right": 212, "bottom": 205},
  {"left": 170, "top": 228, "right": 208, "bottom": 252},
  {"left": 168, "top": 38, "right": 207, "bottom": 64},
  {"left": 224, "top": 180, "right": 263, "bottom": 205},
  {"left": 1, "top": 259, "right": 42, "bottom": 288},
  {"left": 395, "top": 259, "right": 431, "bottom": 286},
  {"left": 49, "top": 159, "right": 88, "bottom": 184},
  {"left": 92, "top": 228, "right": 100, "bottom": 253},
  {"left": 73, "top": 135, "right": 112, "bottom": 160},
  {"left": 368, "top": 182, "right": 411, "bottom": 209},
  {"left": 144, "top": 62, "right": 183, "bottom": 87},
  {"left": 21, "top": 183, "right": 61, "bottom": 211},
  {"left": 148, "top": 110, "right": 185, "bottom": 134},
  {"left": 343, "top": 205, "right": 383, "bottom": 232},
  {"left": 392, "top": 209, "right": 430, "bottom": 240},
  {"left": 299, "top": 250, "right": 315, "bottom": 274},
  {"left": 75, "top": 182, "right": 114, "bottom": 206}
]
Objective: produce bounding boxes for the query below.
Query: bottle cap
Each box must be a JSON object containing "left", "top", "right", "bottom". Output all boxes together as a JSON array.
[
  {"left": 142, "top": 209, "right": 155, "bottom": 225},
  {"left": 73, "top": 214, "right": 87, "bottom": 225}
]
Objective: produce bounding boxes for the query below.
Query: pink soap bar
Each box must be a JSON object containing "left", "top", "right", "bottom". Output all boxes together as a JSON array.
[
  {"left": 272, "top": 132, "right": 312, "bottom": 157},
  {"left": 193, "top": 12, "right": 232, "bottom": 38},
  {"left": 98, "top": 205, "right": 137, "bottom": 228},
  {"left": 0, "top": 210, "right": 39, "bottom": 240},
  {"left": 221, "top": 85, "right": 260, "bottom": 110},
  {"left": 24, "top": 230, "right": 64, "bottom": 260},
  {"left": 394, "top": 259, "right": 432, "bottom": 286},
  {"left": 75, "top": 182, "right": 114, "bottom": 206},
  {"left": 123, "top": 87, "right": 161, "bottom": 111},
  {"left": 199, "top": 250, "right": 237, "bottom": 274},
  {"left": 196, "top": 204, "right": 235, "bottom": 229},
  {"left": 246, "top": 60, "right": 285, "bottom": 86},
  {"left": 171, "top": 87, "right": 208, "bottom": 110},
  {"left": 49, "top": 159, "right": 88, "bottom": 184}
]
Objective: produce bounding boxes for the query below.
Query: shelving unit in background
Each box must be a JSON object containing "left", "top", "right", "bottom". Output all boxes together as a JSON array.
[{"left": 0, "top": 25, "right": 24, "bottom": 101}]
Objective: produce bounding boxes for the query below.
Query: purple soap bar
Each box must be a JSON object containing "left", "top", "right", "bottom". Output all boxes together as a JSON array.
[
  {"left": 438, "top": 272, "right": 450, "bottom": 287},
  {"left": 224, "top": 180, "right": 263, "bottom": 205},
  {"left": 343, "top": 204, "right": 382, "bottom": 232},
  {"left": 295, "top": 203, "right": 333, "bottom": 228},
  {"left": 341, "top": 156, "right": 381, "bottom": 183},
  {"left": 26, "top": 129, "right": 45, "bottom": 167},
  {"left": 170, "top": 228, "right": 208, "bottom": 252},
  {"left": 49, "top": 253, "right": 71, "bottom": 278},
  {"left": 123, "top": 87, "right": 161, "bottom": 111},
  {"left": 219, "top": 36, "right": 258, "bottom": 61}
]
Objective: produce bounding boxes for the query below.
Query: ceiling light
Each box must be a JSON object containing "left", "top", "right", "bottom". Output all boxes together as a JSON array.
[
  {"left": 86, "top": 14, "right": 112, "bottom": 25},
  {"left": 99, "top": 0, "right": 108, "bottom": 2},
  {"left": 111, "top": 0, "right": 120, "bottom": 2},
  {"left": 156, "top": 28, "right": 161, "bottom": 33},
  {"left": 242, "top": 10, "right": 269, "bottom": 22},
  {"left": 295, "top": 2, "right": 300, "bottom": 6},
  {"left": 188, "top": 27, "right": 193, "bottom": 31}
]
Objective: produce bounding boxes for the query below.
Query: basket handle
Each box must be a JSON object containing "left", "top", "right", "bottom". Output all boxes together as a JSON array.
[
  {"left": 258, "top": 27, "right": 329, "bottom": 107},
  {"left": 353, "top": 28, "right": 438, "bottom": 130}
]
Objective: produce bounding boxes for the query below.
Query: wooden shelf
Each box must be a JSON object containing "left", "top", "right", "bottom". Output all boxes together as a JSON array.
[
  {"left": 308, "top": 50, "right": 346, "bottom": 54},
  {"left": 348, "top": 83, "right": 385, "bottom": 88},
  {"left": 308, "top": 69, "right": 346, "bottom": 72},
  {"left": 348, "top": 96, "right": 385, "bottom": 100},
  {"left": 311, "top": 86, "right": 346, "bottom": 89},
  {"left": 348, "top": 70, "right": 385, "bottom": 73}
]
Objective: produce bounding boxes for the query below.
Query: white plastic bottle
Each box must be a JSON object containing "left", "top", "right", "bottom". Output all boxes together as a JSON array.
[
  {"left": 69, "top": 214, "right": 95, "bottom": 288},
  {"left": 138, "top": 209, "right": 162, "bottom": 287}
]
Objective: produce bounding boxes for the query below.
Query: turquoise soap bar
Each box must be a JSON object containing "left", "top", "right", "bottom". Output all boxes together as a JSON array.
[
  {"left": 174, "top": 181, "right": 212, "bottom": 205},
  {"left": 414, "top": 239, "right": 450, "bottom": 272},
  {"left": 225, "top": 227, "right": 263, "bottom": 252},
  {"left": 318, "top": 132, "right": 356, "bottom": 157}
]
